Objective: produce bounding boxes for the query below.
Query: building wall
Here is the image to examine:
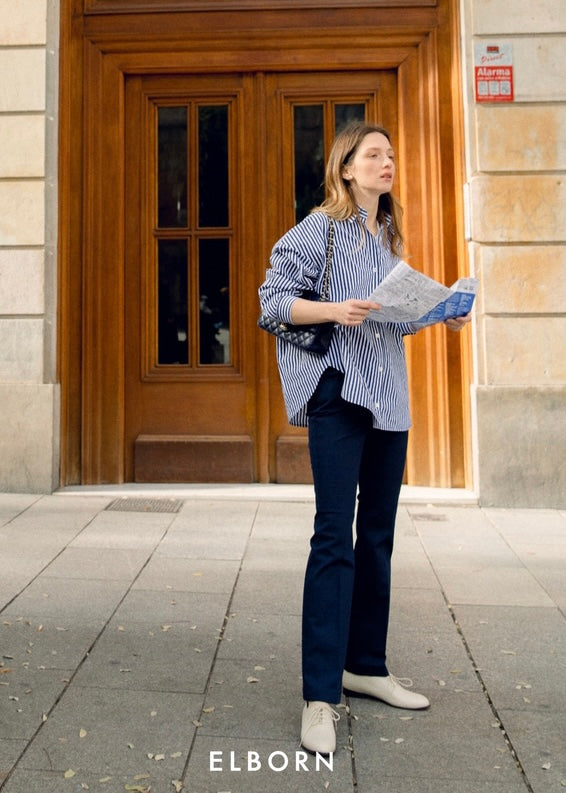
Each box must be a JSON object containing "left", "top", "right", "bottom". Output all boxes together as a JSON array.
[
  {"left": 0, "top": 0, "right": 60, "bottom": 492},
  {"left": 0, "top": 1, "right": 564, "bottom": 504},
  {"left": 460, "top": 0, "right": 566, "bottom": 506}
]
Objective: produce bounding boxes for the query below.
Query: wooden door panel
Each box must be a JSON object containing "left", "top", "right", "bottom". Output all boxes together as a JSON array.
[
  {"left": 263, "top": 71, "right": 398, "bottom": 483},
  {"left": 124, "top": 74, "right": 255, "bottom": 482}
]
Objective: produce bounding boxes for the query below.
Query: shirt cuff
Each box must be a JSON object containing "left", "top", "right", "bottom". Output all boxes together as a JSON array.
[{"left": 278, "top": 295, "right": 298, "bottom": 324}]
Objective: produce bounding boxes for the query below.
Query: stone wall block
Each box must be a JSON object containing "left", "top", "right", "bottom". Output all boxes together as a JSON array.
[
  {"left": 476, "top": 385, "right": 566, "bottom": 508},
  {"left": 0, "top": 319, "right": 44, "bottom": 382},
  {"left": 0, "top": 0, "right": 47, "bottom": 45},
  {"left": 472, "top": 0, "right": 566, "bottom": 34},
  {"left": 476, "top": 105, "right": 566, "bottom": 172},
  {"left": 0, "top": 383, "right": 59, "bottom": 493},
  {"left": 471, "top": 175, "right": 566, "bottom": 243},
  {"left": 484, "top": 316, "right": 566, "bottom": 385},
  {"left": 479, "top": 245, "right": 566, "bottom": 315},
  {"left": 0, "top": 250, "right": 44, "bottom": 315},
  {"left": 0, "top": 182, "right": 45, "bottom": 246},
  {"left": 512, "top": 37, "right": 566, "bottom": 102},
  {"left": 0, "top": 50, "right": 46, "bottom": 112},
  {"left": 0, "top": 115, "right": 45, "bottom": 178}
]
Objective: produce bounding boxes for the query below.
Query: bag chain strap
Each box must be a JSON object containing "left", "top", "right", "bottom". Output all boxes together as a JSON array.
[{"left": 319, "top": 218, "right": 334, "bottom": 303}]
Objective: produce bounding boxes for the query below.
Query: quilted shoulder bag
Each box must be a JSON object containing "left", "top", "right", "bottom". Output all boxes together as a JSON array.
[{"left": 258, "top": 218, "right": 335, "bottom": 355}]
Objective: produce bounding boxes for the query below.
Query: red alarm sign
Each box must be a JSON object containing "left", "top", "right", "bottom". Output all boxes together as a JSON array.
[{"left": 474, "top": 43, "right": 514, "bottom": 103}]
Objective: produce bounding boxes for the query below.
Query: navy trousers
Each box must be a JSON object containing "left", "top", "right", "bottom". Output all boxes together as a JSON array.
[{"left": 302, "top": 368, "right": 408, "bottom": 703}]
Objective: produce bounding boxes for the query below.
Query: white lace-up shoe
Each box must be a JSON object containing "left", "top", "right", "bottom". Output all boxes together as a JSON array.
[
  {"left": 343, "top": 671, "right": 430, "bottom": 710},
  {"left": 300, "top": 701, "right": 340, "bottom": 755}
]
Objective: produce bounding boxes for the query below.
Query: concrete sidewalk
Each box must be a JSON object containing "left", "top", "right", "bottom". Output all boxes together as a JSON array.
[{"left": 0, "top": 489, "right": 564, "bottom": 793}]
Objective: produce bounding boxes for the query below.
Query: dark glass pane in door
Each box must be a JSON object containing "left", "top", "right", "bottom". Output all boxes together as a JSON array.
[
  {"left": 198, "top": 238, "right": 230, "bottom": 364},
  {"left": 198, "top": 106, "right": 229, "bottom": 228},
  {"left": 158, "top": 107, "right": 187, "bottom": 228},
  {"left": 158, "top": 239, "right": 188, "bottom": 364},
  {"left": 293, "top": 105, "right": 324, "bottom": 223},
  {"left": 334, "top": 103, "right": 366, "bottom": 134}
]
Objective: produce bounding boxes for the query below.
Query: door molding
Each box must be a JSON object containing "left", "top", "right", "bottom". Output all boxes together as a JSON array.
[{"left": 58, "top": 0, "right": 471, "bottom": 487}]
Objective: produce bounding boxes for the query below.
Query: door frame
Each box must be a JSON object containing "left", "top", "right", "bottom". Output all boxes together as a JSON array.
[{"left": 58, "top": 0, "right": 472, "bottom": 487}]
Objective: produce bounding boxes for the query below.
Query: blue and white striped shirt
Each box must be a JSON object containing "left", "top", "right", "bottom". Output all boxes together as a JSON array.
[{"left": 258, "top": 208, "right": 417, "bottom": 431}]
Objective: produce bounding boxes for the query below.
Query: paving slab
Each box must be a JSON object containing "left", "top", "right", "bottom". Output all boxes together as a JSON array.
[
  {"left": 251, "top": 500, "right": 314, "bottom": 541},
  {"left": 413, "top": 510, "right": 556, "bottom": 607},
  {"left": 452, "top": 604, "right": 566, "bottom": 711},
  {"left": 350, "top": 690, "right": 525, "bottom": 787},
  {"left": 230, "top": 568, "right": 305, "bottom": 617},
  {"left": 132, "top": 557, "right": 241, "bottom": 594},
  {"left": 216, "top": 612, "right": 302, "bottom": 664},
  {"left": 0, "top": 495, "right": 40, "bottom": 527},
  {"left": 0, "top": 740, "right": 27, "bottom": 786},
  {"left": 4, "top": 578, "right": 131, "bottom": 622},
  {"left": 73, "top": 617, "right": 220, "bottom": 694},
  {"left": 109, "top": 588, "right": 230, "bottom": 626},
  {"left": 0, "top": 615, "right": 105, "bottom": 672},
  {"left": 19, "top": 686, "right": 201, "bottom": 775},
  {"left": 0, "top": 667, "right": 68, "bottom": 741},
  {"left": 196, "top": 657, "right": 305, "bottom": 743},
  {"left": 69, "top": 510, "right": 174, "bottom": 549},
  {"left": 2, "top": 768, "right": 187, "bottom": 793},
  {"left": 498, "top": 709, "right": 566, "bottom": 793},
  {"left": 40, "top": 547, "right": 152, "bottom": 582}
]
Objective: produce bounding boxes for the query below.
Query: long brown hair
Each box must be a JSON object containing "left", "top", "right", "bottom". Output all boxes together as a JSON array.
[{"left": 314, "top": 121, "right": 404, "bottom": 256}]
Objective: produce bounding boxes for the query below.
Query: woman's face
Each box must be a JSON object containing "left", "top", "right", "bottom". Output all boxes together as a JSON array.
[{"left": 343, "top": 131, "right": 395, "bottom": 198}]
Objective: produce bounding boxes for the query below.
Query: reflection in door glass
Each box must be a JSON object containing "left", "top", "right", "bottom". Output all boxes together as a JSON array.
[
  {"left": 293, "top": 105, "right": 325, "bottom": 222},
  {"left": 158, "top": 239, "right": 188, "bottom": 365},
  {"left": 334, "top": 103, "right": 366, "bottom": 134},
  {"left": 199, "top": 106, "right": 229, "bottom": 228},
  {"left": 158, "top": 107, "right": 187, "bottom": 228},
  {"left": 198, "top": 238, "right": 230, "bottom": 365}
]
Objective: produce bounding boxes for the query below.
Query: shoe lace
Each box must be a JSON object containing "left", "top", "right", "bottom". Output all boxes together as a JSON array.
[
  {"left": 390, "top": 675, "right": 414, "bottom": 689},
  {"left": 309, "top": 702, "right": 340, "bottom": 726}
]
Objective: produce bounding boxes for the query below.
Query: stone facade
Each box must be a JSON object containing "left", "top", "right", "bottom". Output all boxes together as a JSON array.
[
  {"left": 0, "top": 0, "right": 564, "bottom": 505},
  {"left": 461, "top": 0, "right": 566, "bottom": 506},
  {"left": 0, "top": 0, "right": 60, "bottom": 493}
]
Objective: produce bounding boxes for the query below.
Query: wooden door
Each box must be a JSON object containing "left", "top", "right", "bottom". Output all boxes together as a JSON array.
[
  {"left": 60, "top": 0, "right": 471, "bottom": 488},
  {"left": 123, "top": 70, "right": 397, "bottom": 483}
]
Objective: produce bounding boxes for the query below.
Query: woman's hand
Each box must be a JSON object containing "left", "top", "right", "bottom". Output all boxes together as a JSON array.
[
  {"left": 290, "top": 297, "right": 381, "bottom": 327},
  {"left": 333, "top": 299, "right": 382, "bottom": 326},
  {"left": 444, "top": 314, "right": 472, "bottom": 331}
]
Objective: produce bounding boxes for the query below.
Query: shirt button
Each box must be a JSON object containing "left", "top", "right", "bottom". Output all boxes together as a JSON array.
[
  {"left": 375, "top": 333, "right": 381, "bottom": 340},
  {"left": 378, "top": 366, "right": 383, "bottom": 373},
  {"left": 375, "top": 402, "right": 380, "bottom": 409}
]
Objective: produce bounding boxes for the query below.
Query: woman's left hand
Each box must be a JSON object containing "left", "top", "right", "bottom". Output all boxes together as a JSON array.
[{"left": 445, "top": 314, "right": 471, "bottom": 331}]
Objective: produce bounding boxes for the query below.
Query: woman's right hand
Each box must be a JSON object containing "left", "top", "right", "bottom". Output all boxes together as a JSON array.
[
  {"left": 332, "top": 299, "right": 382, "bottom": 326},
  {"left": 290, "top": 297, "right": 381, "bottom": 327}
]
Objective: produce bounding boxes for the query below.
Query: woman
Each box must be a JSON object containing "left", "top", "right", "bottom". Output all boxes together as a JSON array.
[{"left": 258, "top": 121, "right": 470, "bottom": 755}]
